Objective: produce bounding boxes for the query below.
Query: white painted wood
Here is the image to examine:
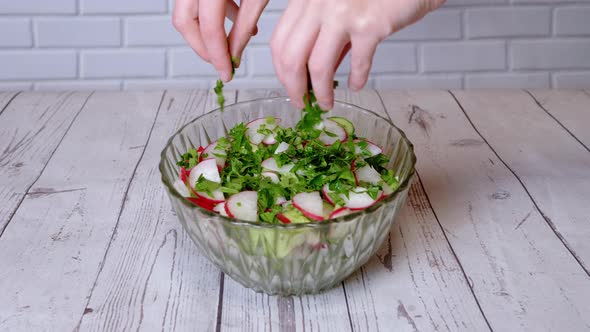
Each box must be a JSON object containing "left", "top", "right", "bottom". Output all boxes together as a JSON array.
[
  {"left": 335, "top": 90, "right": 490, "bottom": 332},
  {"left": 380, "top": 90, "right": 590, "bottom": 331},
  {"left": 220, "top": 89, "right": 352, "bottom": 332},
  {"left": 0, "top": 91, "right": 164, "bottom": 331},
  {"left": 0, "top": 92, "right": 92, "bottom": 234},
  {"left": 527, "top": 89, "right": 590, "bottom": 149},
  {"left": 453, "top": 90, "right": 590, "bottom": 270},
  {"left": 0, "top": 91, "right": 18, "bottom": 114},
  {"left": 76, "top": 90, "right": 235, "bottom": 332}
]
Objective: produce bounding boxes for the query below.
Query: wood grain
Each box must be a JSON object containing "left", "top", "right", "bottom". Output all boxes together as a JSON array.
[
  {"left": 336, "top": 90, "right": 490, "bottom": 332},
  {"left": 380, "top": 90, "right": 590, "bottom": 331},
  {"left": 0, "top": 92, "right": 92, "bottom": 235},
  {"left": 0, "top": 91, "right": 164, "bottom": 331},
  {"left": 75, "top": 90, "right": 235, "bottom": 332},
  {"left": 0, "top": 91, "right": 18, "bottom": 116},
  {"left": 526, "top": 89, "right": 590, "bottom": 151},
  {"left": 219, "top": 89, "right": 353, "bottom": 332},
  {"left": 452, "top": 89, "right": 590, "bottom": 272}
]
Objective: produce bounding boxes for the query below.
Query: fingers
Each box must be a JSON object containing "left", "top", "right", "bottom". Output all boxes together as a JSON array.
[
  {"left": 199, "top": 0, "right": 233, "bottom": 81},
  {"left": 349, "top": 37, "right": 379, "bottom": 91},
  {"left": 228, "top": 0, "right": 268, "bottom": 66},
  {"left": 225, "top": 0, "right": 239, "bottom": 22},
  {"left": 173, "top": 0, "right": 209, "bottom": 62},
  {"left": 272, "top": 7, "right": 320, "bottom": 108},
  {"left": 308, "top": 29, "right": 348, "bottom": 109},
  {"left": 270, "top": 0, "right": 306, "bottom": 94},
  {"left": 337, "top": 43, "right": 351, "bottom": 69}
]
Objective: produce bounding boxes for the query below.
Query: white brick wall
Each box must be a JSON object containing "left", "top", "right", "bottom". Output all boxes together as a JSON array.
[{"left": 0, "top": 0, "right": 589, "bottom": 90}]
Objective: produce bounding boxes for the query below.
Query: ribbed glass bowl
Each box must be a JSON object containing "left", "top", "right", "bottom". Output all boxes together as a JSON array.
[{"left": 160, "top": 97, "right": 416, "bottom": 295}]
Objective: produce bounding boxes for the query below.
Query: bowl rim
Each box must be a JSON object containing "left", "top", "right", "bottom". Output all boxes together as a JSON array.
[{"left": 159, "top": 96, "right": 417, "bottom": 229}]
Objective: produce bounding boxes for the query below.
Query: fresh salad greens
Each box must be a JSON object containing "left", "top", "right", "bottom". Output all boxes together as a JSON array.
[
  {"left": 214, "top": 56, "right": 239, "bottom": 112},
  {"left": 173, "top": 83, "right": 399, "bottom": 224}
]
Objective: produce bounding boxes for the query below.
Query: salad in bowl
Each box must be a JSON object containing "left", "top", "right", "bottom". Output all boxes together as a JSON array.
[{"left": 160, "top": 94, "right": 416, "bottom": 295}]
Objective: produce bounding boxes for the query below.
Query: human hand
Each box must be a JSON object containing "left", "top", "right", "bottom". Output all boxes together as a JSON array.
[
  {"left": 270, "top": 0, "right": 445, "bottom": 109},
  {"left": 173, "top": 0, "right": 268, "bottom": 82}
]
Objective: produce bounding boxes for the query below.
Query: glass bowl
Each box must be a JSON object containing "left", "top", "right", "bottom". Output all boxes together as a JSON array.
[{"left": 159, "top": 97, "right": 416, "bottom": 295}]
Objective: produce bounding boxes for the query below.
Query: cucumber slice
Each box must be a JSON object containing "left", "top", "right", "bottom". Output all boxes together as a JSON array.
[
  {"left": 327, "top": 116, "right": 355, "bottom": 136},
  {"left": 282, "top": 207, "right": 311, "bottom": 224}
]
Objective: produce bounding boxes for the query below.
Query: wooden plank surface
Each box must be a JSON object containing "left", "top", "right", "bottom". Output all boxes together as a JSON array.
[
  {"left": 0, "top": 91, "right": 18, "bottom": 116},
  {"left": 380, "top": 90, "right": 590, "bottom": 331},
  {"left": 452, "top": 90, "right": 590, "bottom": 271},
  {"left": 0, "top": 91, "right": 164, "bottom": 331},
  {"left": 76, "top": 90, "right": 234, "bottom": 332},
  {"left": 526, "top": 89, "right": 590, "bottom": 151},
  {"left": 336, "top": 90, "right": 490, "bottom": 332},
  {"left": 220, "top": 89, "right": 353, "bottom": 332},
  {"left": 0, "top": 92, "right": 92, "bottom": 235}
]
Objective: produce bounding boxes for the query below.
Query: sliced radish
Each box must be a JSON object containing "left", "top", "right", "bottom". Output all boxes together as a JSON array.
[
  {"left": 226, "top": 191, "right": 258, "bottom": 221},
  {"left": 262, "top": 133, "right": 277, "bottom": 145},
  {"left": 188, "top": 158, "right": 224, "bottom": 203},
  {"left": 275, "top": 196, "right": 287, "bottom": 205},
  {"left": 201, "top": 141, "right": 227, "bottom": 168},
  {"left": 246, "top": 118, "right": 279, "bottom": 145},
  {"left": 351, "top": 160, "right": 359, "bottom": 186},
  {"left": 319, "top": 119, "right": 347, "bottom": 145},
  {"left": 274, "top": 142, "right": 290, "bottom": 154},
  {"left": 173, "top": 179, "right": 191, "bottom": 197},
  {"left": 180, "top": 166, "right": 190, "bottom": 183},
  {"left": 189, "top": 158, "right": 221, "bottom": 187},
  {"left": 329, "top": 207, "right": 352, "bottom": 219},
  {"left": 277, "top": 213, "right": 291, "bottom": 224},
  {"left": 213, "top": 202, "right": 228, "bottom": 217},
  {"left": 292, "top": 192, "right": 324, "bottom": 221},
  {"left": 261, "top": 171, "right": 280, "bottom": 183},
  {"left": 354, "top": 139, "right": 383, "bottom": 157},
  {"left": 341, "top": 187, "right": 382, "bottom": 211},
  {"left": 355, "top": 165, "right": 382, "bottom": 185},
  {"left": 195, "top": 189, "right": 225, "bottom": 204},
  {"left": 261, "top": 157, "right": 294, "bottom": 174},
  {"left": 187, "top": 197, "right": 216, "bottom": 211},
  {"left": 322, "top": 184, "right": 335, "bottom": 205}
]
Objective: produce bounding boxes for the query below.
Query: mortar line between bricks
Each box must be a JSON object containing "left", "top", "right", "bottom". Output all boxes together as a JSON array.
[{"left": 31, "top": 18, "right": 37, "bottom": 48}]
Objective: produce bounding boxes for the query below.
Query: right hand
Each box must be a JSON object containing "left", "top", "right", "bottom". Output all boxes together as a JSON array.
[{"left": 270, "top": 0, "right": 445, "bottom": 109}]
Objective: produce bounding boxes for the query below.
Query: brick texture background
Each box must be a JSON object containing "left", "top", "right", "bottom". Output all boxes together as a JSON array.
[{"left": 0, "top": 0, "right": 589, "bottom": 91}]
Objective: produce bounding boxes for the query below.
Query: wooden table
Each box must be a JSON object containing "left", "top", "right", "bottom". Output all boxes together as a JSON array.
[{"left": 1, "top": 89, "right": 589, "bottom": 332}]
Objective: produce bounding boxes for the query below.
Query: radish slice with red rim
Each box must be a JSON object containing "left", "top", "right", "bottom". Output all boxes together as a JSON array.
[
  {"left": 213, "top": 202, "right": 228, "bottom": 216},
  {"left": 341, "top": 187, "right": 382, "bottom": 210},
  {"left": 195, "top": 189, "right": 225, "bottom": 204},
  {"left": 322, "top": 184, "right": 335, "bottom": 205},
  {"left": 201, "top": 142, "right": 226, "bottom": 168},
  {"left": 293, "top": 191, "right": 324, "bottom": 221},
  {"left": 354, "top": 139, "right": 383, "bottom": 157},
  {"left": 246, "top": 117, "right": 280, "bottom": 145},
  {"left": 189, "top": 158, "right": 221, "bottom": 187},
  {"left": 226, "top": 191, "right": 258, "bottom": 221},
  {"left": 319, "top": 119, "right": 347, "bottom": 146},
  {"left": 329, "top": 207, "right": 352, "bottom": 219}
]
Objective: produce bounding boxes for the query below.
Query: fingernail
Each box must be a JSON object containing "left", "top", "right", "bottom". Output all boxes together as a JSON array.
[
  {"left": 220, "top": 71, "right": 231, "bottom": 82},
  {"left": 292, "top": 100, "right": 304, "bottom": 109},
  {"left": 322, "top": 102, "right": 334, "bottom": 110}
]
